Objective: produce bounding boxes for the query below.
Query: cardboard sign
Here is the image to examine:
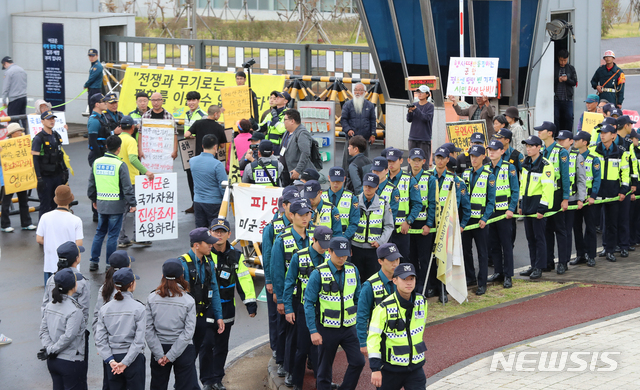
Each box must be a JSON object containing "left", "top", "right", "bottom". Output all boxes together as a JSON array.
[
  {"left": 446, "top": 57, "right": 499, "bottom": 97},
  {"left": 232, "top": 183, "right": 283, "bottom": 242},
  {"left": 0, "top": 135, "right": 37, "bottom": 193},
  {"left": 581, "top": 112, "right": 604, "bottom": 134},
  {"left": 178, "top": 138, "right": 196, "bottom": 170},
  {"left": 27, "top": 113, "right": 69, "bottom": 144},
  {"left": 445, "top": 120, "right": 488, "bottom": 151},
  {"left": 140, "top": 119, "right": 175, "bottom": 173},
  {"left": 221, "top": 85, "right": 251, "bottom": 128},
  {"left": 135, "top": 173, "right": 178, "bottom": 241}
]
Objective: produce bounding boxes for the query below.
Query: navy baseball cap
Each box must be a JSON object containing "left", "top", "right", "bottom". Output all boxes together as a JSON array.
[
  {"left": 249, "top": 132, "right": 265, "bottom": 141},
  {"left": 376, "top": 243, "right": 402, "bottom": 261},
  {"left": 290, "top": 198, "right": 312, "bottom": 215},
  {"left": 41, "top": 110, "right": 57, "bottom": 120},
  {"left": 522, "top": 135, "right": 543, "bottom": 146},
  {"left": 281, "top": 186, "right": 301, "bottom": 203},
  {"left": 470, "top": 132, "right": 485, "bottom": 144},
  {"left": 113, "top": 268, "right": 140, "bottom": 288},
  {"left": 617, "top": 115, "right": 637, "bottom": 126},
  {"left": 393, "top": 263, "right": 417, "bottom": 279},
  {"left": 630, "top": 129, "right": 639, "bottom": 139},
  {"left": 372, "top": 157, "right": 388, "bottom": 171},
  {"left": 494, "top": 128, "right": 513, "bottom": 140},
  {"left": 57, "top": 241, "right": 85, "bottom": 264},
  {"left": 329, "top": 237, "right": 351, "bottom": 257},
  {"left": 90, "top": 93, "right": 106, "bottom": 106},
  {"left": 303, "top": 180, "right": 322, "bottom": 199},
  {"left": 447, "top": 156, "right": 458, "bottom": 170},
  {"left": 598, "top": 124, "right": 617, "bottom": 134},
  {"left": 88, "top": 48, "right": 98, "bottom": 56},
  {"left": 442, "top": 142, "right": 462, "bottom": 153},
  {"left": 469, "top": 145, "right": 486, "bottom": 156},
  {"left": 120, "top": 115, "right": 135, "bottom": 127},
  {"left": 162, "top": 258, "right": 184, "bottom": 280},
  {"left": 54, "top": 268, "right": 84, "bottom": 291},
  {"left": 329, "top": 167, "right": 346, "bottom": 182},
  {"left": 584, "top": 94, "right": 599, "bottom": 103},
  {"left": 599, "top": 117, "right": 618, "bottom": 128},
  {"left": 487, "top": 140, "right": 504, "bottom": 150},
  {"left": 534, "top": 121, "right": 557, "bottom": 134},
  {"left": 276, "top": 91, "right": 292, "bottom": 101},
  {"left": 602, "top": 103, "right": 615, "bottom": 114},
  {"left": 363, "top": 173, "right": 380, "bottom": 188},
  {"left": 611, "top": 108, "right": 624, "bottom": 117},
  {"left": 556, "top": 130, "right": 574, "bottom": 140},
  {"left": 105, "top": 93, "right": 118, "bottom": 103},
  {"left": 108, "top": 250, "right": 135, "bottom": 270},
  {"left": 574, "top": 131, "right": 592, "bottom": 142},
  {"left": 189, "top": 227, "right": 218, "bottom": 245},
  {"left": 314, "top": 226, "right": 333, "bottom": 249},
  {"left": 385, "top": 148, "right": 403, "bottom": 161},
  {"left": 259, "top": 140, "right": 274, "bottom": 155},
  {"left": 409, "top": 148, "right": 426, "bottom": 160},
  {"left": 210, "top": 218, "right": 231, "bottom": 232},
  {"left": 434, "top": 147, "right": 450, "bottom": 158},
  {"left": 301, "top": 168, "right": 320, "bottom": 181}
]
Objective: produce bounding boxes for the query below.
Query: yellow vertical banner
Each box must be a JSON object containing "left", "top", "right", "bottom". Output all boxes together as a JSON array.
[
  {"left": 221, "top": 85, "right": 251, "bottom": 128},
  {"left": 0, "top": 135, "right": 37, "bottom": 193},
  {"left": 581, "top": 112, "right": 604, "bottom": 134},
  {"left": 228, "top": 140, "right": 241, "bottom": 185}
]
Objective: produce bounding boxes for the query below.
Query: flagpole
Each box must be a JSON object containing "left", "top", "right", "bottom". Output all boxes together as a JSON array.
[{"left": 422, "top": 251, "right": 435, "bottom": 297}]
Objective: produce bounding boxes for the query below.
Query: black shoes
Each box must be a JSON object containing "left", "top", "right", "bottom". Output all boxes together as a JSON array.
[
  {"left": 569, "top": 256, "right": 587, "bottom": 266},
  {"left": 606, "top": 253, "right": 617, "bottom": 262},
  {"left": 487, "top": 273, "right": 504, "bottom": 283},
  {"left": 542, "top": 265, "right": 555, "bottom": 272},
  {"left": 439, "top": 294, "right": 448, "bottom": 303},
  {"left": 598, "top": 249, "right": 607, "bottom": 258},
  {"left": 89, "top": 262, "right": 99, "bottom": 272},
  {"left": 621, "top": 249, "right": 629, "bottom": 258},
  {"left": 629, "top": 246, "right": 636, "bottom": 251},
  {"left": 284, "top": 374, "right": 293, "bottom": 387},
  {"left": 475, "top": 286, "right": 486, "bottom": 296},
  {"left": 467, "top": 279, "right": 478, "bottom": 287},
  {"left": 212, "top": 383, "right": 227, "bottom": 390},
  {"left": 277, "top": 364, "right": 286, "bottom": 377},
  {"left": 519, "top": 267, "right": 533, "bottom": 277},
  {"left": 556, "top": 263, "right": 567, "bottom": 275},
  {"left": 503, "top": 276, "right": 513, "bottom": 289},
  {"left": 587, "top": 257, "right": 596, "bottom": 267},
  {"left": 425, "top": 289, "right": 436, "bottom": 298},
  {"left": 530, "top": 268, "right": 542, "bottom": 279}
]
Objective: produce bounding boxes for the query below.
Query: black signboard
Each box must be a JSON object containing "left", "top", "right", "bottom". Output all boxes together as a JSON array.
[{"left": 42, "top": 23, "right": 65, "bottom": 111}]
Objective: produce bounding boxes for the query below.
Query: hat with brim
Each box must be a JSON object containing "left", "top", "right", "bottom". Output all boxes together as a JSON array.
[
  {"left": 314, "top": 226, "right": 333, "bottom": 249},
  {"left": 6, "top": 123, "right": 25, "bottom": 136},
  {"left": 393, "top": 263, "right": 417, "bottom": 279},
  {"left": 522, "top": 135, "right": 543, "bottom": 146},
  {"left": 162, "top": 258, "right": 184, "bottom": 280},
  {"left": 329, "top": 237, "right": 351, "bottom": 257},
  {"left": 54, "top": 185, "right": 74, "bottom": 206}
]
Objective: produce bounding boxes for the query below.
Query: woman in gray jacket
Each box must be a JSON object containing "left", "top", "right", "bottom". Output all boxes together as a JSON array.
[
  {"left": 146, "top": 258, "right": 197, "bottom": 390},
  {"left": 38, "top": 268, "right": 86, "bottom": 390},
  {"left": 95, "top": 268, "right": 146, "bottom": 390}
]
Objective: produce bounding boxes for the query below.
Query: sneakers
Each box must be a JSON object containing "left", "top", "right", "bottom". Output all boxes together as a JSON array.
[
  {"left": 1, "top": 227, "right": 14, "bottom": 233},
  {"left": 118, "top": 240, "right": 133, "bottom": 248},
  {"left": 132, "top": 240, "right": 153, "bottom": 246},
  {"left": 89, "top": 262, "right": 99, "bottom": 272},
  {"left": 22, "top": 225, "right": 37, "bottom": 231},
  {"left": 0, "top": 334, "right": 12, "bottom": 345}
]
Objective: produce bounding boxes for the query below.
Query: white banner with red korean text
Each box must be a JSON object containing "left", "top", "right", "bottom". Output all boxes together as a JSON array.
[
  {"left": 232, "top": 183, "right": 283, "bottom": 242},
  {"left": 135, "top": 173, "right": 178, "bottom": 241}
]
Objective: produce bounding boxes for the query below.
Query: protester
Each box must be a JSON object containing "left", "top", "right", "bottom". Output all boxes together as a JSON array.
[
  {"left": 1, "top": 56, "right": 27, "bottom": 125},
  {"left": 239, "top": 131, "right": 263, "bottom": 172},
  {"left": 234, "top": 118, "right": 254, "bottom": 170},
  {"left": 341, "top": 82, "right": 376, "bottom": 166},
  {"left": 235, "top": 70, "right": 260, "bottom": 122},
  {"left": 142, "top": 92, "right": 178, "bottom": 160},
  {"left": 577, "top": 94, "right": 599, "bottom": 132},
  {"left": 407, "top": 85, "right": 434, "bottom": 168},
  {"left": 190, "top": 134, "right": 227, "bottom": 228},
  {"left": 128, "top": 92, "right": 150, "bottom": 129},
  {"left": 449, "top": 94, "right": 495, "bottom": 139},
  {"left": 504, "top": 106, "right": 527, "bottom": 155}
]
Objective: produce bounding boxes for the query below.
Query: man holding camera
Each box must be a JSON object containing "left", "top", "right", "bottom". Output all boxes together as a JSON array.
[
  {"left": 242, "top": 140, "right": 284, "bottom": 186},
  {"left": 407, "top": 85, "right": 434, "bottom": 169}
]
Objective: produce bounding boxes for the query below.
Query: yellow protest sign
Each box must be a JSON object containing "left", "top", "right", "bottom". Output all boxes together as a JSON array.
[
  {"left": 581, "top": 112, "right": 604, "bottom": 134},
  {"left": 119, "top": 68, "right": 285, "bottom": 126},
  {"left": 221, "top": 85, "right": 251, "bottom": 128},
  {"left": 0, "top": 135, "right": 37, "bottom": 193},
  {"left": 445, "top": 120, "right": 487, "bottom": 151}
]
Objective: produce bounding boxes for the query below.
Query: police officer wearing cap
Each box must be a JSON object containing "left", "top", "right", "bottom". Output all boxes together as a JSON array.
[
  {"left": 271, "top": 198, "right": 313, "bottom": 379},
  {"left": 209, "top": 218, "right": 257, "bottom": 390},
  {"left": 351, "top": 173, "right": 395, "bottom": 281},
  {"left": 87, "top": 93, "right": 111, "bottom": 166},
  {"left": 303, "top": 180, "right": 343, "bottom": 237},
  {"left": 356, "top": 243, "right": 400, "bottom": 354},
  {"left": 494, "top": 128, "right": 524, "bottom": 174},
  {"left": 407, "top": 148, "right": 436, "bottom": 293},
  {"left": 85, "top": 49, "right": 103, "bottom": 110},
  {"left": 629, "top": 129, "right": 640, "bottom": 246},
  {"left": 283, "top": 226, "right": 332, "bottom": 390},
  {"left": 371, "top": 156, "right": 400, "bottom": 220},
  {"left": 242, "top": 140, "right": 284, "bottom": 186},
  {"left": 613, "top": 115, "right": 638, "bottom": 257},
  {"left": 259, "top": 91, "right": 290, "bottom": 154},
  {"left": 322, "top": 167, "right": 360, "bottom": 240},
  {"left": 486, "top": 140, "right": 519, "bottom": 289},
  {"left": 519, "top": 135, "right": 555, "bottom": 280},
  {"left": 146, "top": 259, "right": 198, "bottom": 390},
  {"left": 367, "top": 263, "right": 427, "bottom": 390},
  {"left": 95, "top": 268, "right": 146, "bottom": 390},
  {"left": 39, "top": 268, "right": 87, "bottom": 390},
  {"left": 179, "top": 228, "right": 225, "bottom": 389},
  {"left": 304, "top": 237, "right": 364, "bottom": 390},
  {"left": 591, "top": 50, "right": 625, "bottom": 108},
  {"left": 461, "top": 145, "right": 496, "bottom": 295},
  {"left": 456, "top": 132, "right": 490, "bottom": 175},
  {"left": 104, "top": 93, "right": 124, "bottom": 135}
]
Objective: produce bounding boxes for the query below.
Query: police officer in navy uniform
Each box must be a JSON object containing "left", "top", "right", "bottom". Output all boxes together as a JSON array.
[
  {"left": 242, "top": 140, "right": 284, "bottom": 186},
  {"left": 591, "top": 50, "right": 625, "bottom": 108},
  {"left": 371, "top": 157, "right": 400, "bottom": 221},
  {"left": 103, "top": 93, "right": 124, "bottom": 135},
  {"left": 304, "top": 180, "right": 343, "bottom": 237},
  {"left": 87, "top": 93, "right": 110, "bottom": 166},
  {"left": 322, "top": 166, "right": 360, "bottom": 240},
  {"left": 612, "top": 115, "right": 637, "bottom": 257},
  {"left": 85, "top": 48, "right": 103, "bottom": 111},
  {"left": 456, "top": 132, "right": 490, "bottom": 175}
]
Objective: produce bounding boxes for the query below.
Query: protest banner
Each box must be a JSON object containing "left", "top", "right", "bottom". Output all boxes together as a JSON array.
[
  {"left": 435, "top": 189, "right": 467, "bottom": 304},
  {"left": 446, "top": 120, "right": 487, "bottom": 151},
  {"left": 178, "top": 138, "right": 196, "bottom": 170},
  {"left": 581, "top": 112, "right": 604, "bottom": 134},
  {"left": 140, "top": 119, "right": 175, "bottom": 172},
  {"left": 0, "top": 135, "right": 37, "bottom": 194},
  {"left": 118, "top": 67, "right": 285, "bottom": 123},
  {"left": 232, "top": 183, "right": 283, "bottom": 242},
  {"left": 135, "top": 173, "right": 178, "bottom": 241},
  {"left": 221, "top": 85, "right": 251, "bottom": 128},
  {"left": 446, "top": 57, "right": 499, "bottom": 97},
  {"left": 27, "top": 112, "right": 69, "bottom": 144}
]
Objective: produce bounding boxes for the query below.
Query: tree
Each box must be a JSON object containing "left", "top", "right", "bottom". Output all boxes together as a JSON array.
[{"left": 602, "top": 0, "right": 620, "bottom": 36}]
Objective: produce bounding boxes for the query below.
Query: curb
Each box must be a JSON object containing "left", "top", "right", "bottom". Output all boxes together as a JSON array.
[
  {"left": 225, "top": 334, "right": 270, "bottom": 369},
  {"left": 624, "top": 68, "right": 640, "bottom": 75},
  {"left": 267, "top": 357, "right": 291, "bottom": 390}
]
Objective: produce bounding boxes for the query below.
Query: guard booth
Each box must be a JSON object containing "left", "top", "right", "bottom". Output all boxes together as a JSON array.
[{"left": 356, "top": 0, "right": 603, "bottom": 150}]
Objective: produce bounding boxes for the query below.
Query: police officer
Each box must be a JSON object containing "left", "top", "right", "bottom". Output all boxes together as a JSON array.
[
  {"left": 85, "top": 48, "right": 103, "bottom": 110},
  {"left": 128, "top": 92, "right": 150, "bottom": 129},
  {"left": 242, "top": 140, "right": 284, "bottom": 186},
  {"left": 303, "top": 180, "right": 342, "bottom": 237},
  {"left": 351, "top": 173, "right": 395, "bottom": 281},
  {"left": 367, "top": 263, "right": 427, "bottom": 390},
  {"left": 321, "top": 167, "right": 360, "bottom": 240},
  {"left": 371, "top": 156, "right": 400, "bottom": 220},
  {"left": 456, "top": 132, "right": 489, "bottom": 175},
  {"left": 87, "top": 93, "right": 110, "bottom": 166},
  {"left": 304, "top": 237, "right": 364, "bottom": 390},
  {"left": 629, "top": 130, "right": 640, "bottom": 247},
  {"left": 519, "top": 135, "right": 555, "bottom": 280},
  {"left": 95, "top": 268, "right": 146, "bottom": 390},
  {"left": 591, "top": 50, "right": 625, "bottom": 108},
  {"left": 184, "top": 91, "right": 207, "bottom": 133},
  {"left": 179, "top": 228, "right": 225, "bottom": 390},
  {"left": 104, "top": 93, "right": 124, "bottom": 135},
  {"left": 283, "top": 226, "right": 332, "bottom": 390},
  {"left": 146, "top": 258, "right": 198, "bottom": 390},
  {"left": 461, "top": 145, "right": 496, "bottom": 295},
  {"left": 486, "top": 140, "right": 519, "bottom": 289},
  {"left": 613, "top": 115, "right": 637, "bottom": 257},
  {"left": 260, "top": 91, "right": 290, "bottom": 154},
  {"left": 39, "top": 268, "right": 87, "bottom": 390},
  {"left": 386, "top": 148, "right": 422, "bottom": 259},
  {"left": 356, "top": 243, "right": 400, "bottom": 354},
  {"left": 494, "top": 128, "right": 524, "bottom": 174},
  {"left": 209, "top": 218, "right": 257, "bottom": 389}
]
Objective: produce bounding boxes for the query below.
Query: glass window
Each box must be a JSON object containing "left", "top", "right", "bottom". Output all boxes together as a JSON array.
[{"left": 392, "top": 0, "right": 430, "bottom": 78}]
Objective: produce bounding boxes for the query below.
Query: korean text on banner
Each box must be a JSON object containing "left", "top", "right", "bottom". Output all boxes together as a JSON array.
[
  {"left": 140, "top": 119, "right": 175, "bottom": 172},
  {"left": 135, "top": 173, "right": 178, "bottom": 241},
  {"left": 0, "top": 135, "right": 37, "bottom": 193},
  {"left": 27, "top": 113, "right": 69, "bottom": 144},
  {"left": 232, "top": 183, "right": 283, "bottom": 242},
  {"left": 581, "top": 112, "right": 604, "bottom": 134},
  {"left": 446, "top": 57, "right": 499, "bottom": 97},
  {"left": 446, "top": 120, "right": 487, "bottom": 150},
  {"left": 118, "top": 67, "right": 285, "bottom": 123},
  {"left": 178, "top": 138, "right": 196, "bottom": 170},
  {"left": 221, "top": 85, "right": 251, "bottom": 128}
]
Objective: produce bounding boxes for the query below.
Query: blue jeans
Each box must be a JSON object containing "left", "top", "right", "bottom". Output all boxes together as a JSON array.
[{"left": 91, "top": 213, "right": 124, "bottom": 265}]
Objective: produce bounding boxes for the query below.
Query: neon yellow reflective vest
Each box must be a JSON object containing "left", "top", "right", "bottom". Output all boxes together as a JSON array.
[
  {"left": 493, "top": 160, "right": 511, "bottom": 211},
  {"left": 390, "top": 172, "right": 411, "bottom": 225},
  {"left": 367, "top": 272, "right": 391, "bottom": 307},
  {"left": 321, "top": 189, "right": 354, "bottom": 228},
  {"left": 317, "top": 262, "right": 358, "bottom": 328},
  {"left": 462, "top": 166, "right": 491, "bottom": 219},
  {"left": 93, "top": 153, "right": 124, "bottom": 201},
  {"left": 568, "top": 149, "right": 579, "bottom": 197},
  {"left": 262, "top": 109, "right": 287, "bottom": 146},
  {"left": 311, "top": 201, "right": 335, "bottom": 231},
  {"left": 412, "top": 171, "right": 431, "bottom": 221},
  {"left": 184, "top": 108, "right": 206, "bottom": 133},
  {"left": 582, "top": 152, "right": 596, "bottom": 198},
  {"left": 294, "top": 247, "right": 328, "bottom": 304},
  {"left": 353, "top": 197, "right": 387, "bottom": 244}
]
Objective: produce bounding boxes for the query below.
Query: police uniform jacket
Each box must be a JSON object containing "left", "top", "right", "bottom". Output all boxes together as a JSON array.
[
  {"left": 283, "top": 244, "right": 326, "bottom": 314},
  {"left": 43, "top": 267, "right": 90, "bottom": 325},
  {"left": 242, "top": 156, "right": 284, "bottom": 185},
  {"left": 40, "top": 295, "right": 86, "bottom": 361},
  {"left": 84, "top": 60, "right": 103, "bottom": 89},
  {"left": 87, "top": 152, "right": 137, "bottom": 215},
  {"left": 92, "top": 285, "right": 116, "bottom": 334},
  {"left": 351, "top": 192, "right": 395, "bottom": 249},
  {"left": 271, "top": 227, "right": 310, "bottom": 304},
  {"left": 356, "top": 270, "right": 395, "bottom": 347},
  {"left": 262, "top": 213, "right": 290, "bottom": 286}
]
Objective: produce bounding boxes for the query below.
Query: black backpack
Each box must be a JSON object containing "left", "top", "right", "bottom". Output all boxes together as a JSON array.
[{"left": 310, "top": 137, "right": 323, "bottom": 170}]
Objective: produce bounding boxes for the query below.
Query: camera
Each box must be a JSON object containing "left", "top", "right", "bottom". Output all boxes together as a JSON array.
[
  {"left": 242, "top": 58, "right": 256, "bottom": 68},
  {"left": 250, "top": 144, "right": 259, "bottom": 151},
  {"left": 406, "top": 103, "right": 416, "bottom": 109}
]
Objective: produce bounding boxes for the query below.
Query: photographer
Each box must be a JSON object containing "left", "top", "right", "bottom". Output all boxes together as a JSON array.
[
  {"left": 406, "top": 85, "right": 434, "bottom": 168},
  {"left": 236, "top": 70, "right": 260, "bottom": 124},
  {"left": 242, "top": 140, "right": 284, "bottom": 186},
  {"left": 240, "top": 132, "right": 264, "bottom": 171}
]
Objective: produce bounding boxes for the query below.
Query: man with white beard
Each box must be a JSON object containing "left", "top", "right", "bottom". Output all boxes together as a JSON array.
[
  {"left": 407, "top": 85, "right": 435, "bottom": 169},
  {"left": 340, "top": 83, "right": 377, "bottom": 168}
]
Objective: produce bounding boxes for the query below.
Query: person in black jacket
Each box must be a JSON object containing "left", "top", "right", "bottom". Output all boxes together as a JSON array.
[{"left": 554, "top": 50, "right": 578, "bottom": 132}]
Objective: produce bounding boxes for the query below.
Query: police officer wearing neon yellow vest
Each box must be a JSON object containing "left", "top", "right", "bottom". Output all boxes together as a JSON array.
[
  {"left": 259, "top": 91, "right": 290, "bottom": 155},
  {"left": 367, "top": 263, "right": 427, "bottom": 390},
  {"left": 283, "top": 226, "right": 332, "bottom": 390},
  {"left": 88, "top": 135, "right": 136, "bottom": 272},
  {"left": 357, "top": 243, "right": 400, "bottom": 354},
  {"left": 372, "top": 157, "right": 400, "bottom": 220},
  {"left": 385, "top": 148, "right": 422, "bottom": 259},
  {"left": 461, "top": 145, "right": 496, "bottom": 296},
  {"left": 536, "top": 121, "right": 571, "bottom": 274},
  {"left": 179, "top": 228, "right": 225, "bottom": 390},
  {"left": 209, "top": 218, "right": 257, "bottom": 389},
  {"left": 518, "top": 135, "right": 555, "bottom": 280},
  {"left": 271, "top": 198, "right": 313, "bottom": 380},
  {"left": 612, "top": 115, "right": 637, "bottom": 257},
  {"left": 242, "top": 140, "right": 284, "bottom": 186},
  {"left": 321, "top": 167, "right": 360, "bottom": 239},
  {"left": 304, "top": 236, "right": 364, "bottom": 390},
  {"left": 456, "top": 132, "right": 490, "bottom": 175},
  {"left": 303, "top": 180, "right": 343, "bottom": 237}
]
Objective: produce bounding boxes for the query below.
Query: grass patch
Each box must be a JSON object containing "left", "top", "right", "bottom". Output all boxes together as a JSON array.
[
  {"left": 619, "top": 61, "right": 640, "bottom": 69},
  {"left": 426, "top": 279, "right": 570, "bottom": 324},
  {"left": 603, "top": 22, "right": 640, "bottom": 39}
]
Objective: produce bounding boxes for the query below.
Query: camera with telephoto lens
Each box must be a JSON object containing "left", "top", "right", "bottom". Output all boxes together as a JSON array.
[
  {"left": 242, "top": 58, "right": 256, "bottom": 68},
  {"left": 250, "top": 144, "right": 259, "bottom": 151}
]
